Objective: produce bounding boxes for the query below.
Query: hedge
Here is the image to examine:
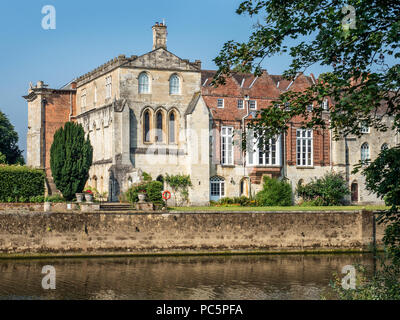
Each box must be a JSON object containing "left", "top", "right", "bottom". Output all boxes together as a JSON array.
[{"left": 0, "top": 165, "right": 45, "bottom": 202}]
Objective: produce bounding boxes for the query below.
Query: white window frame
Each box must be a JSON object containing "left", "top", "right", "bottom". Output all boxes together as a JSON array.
[
  {"left": 217, "top": 99, "right": 224, "bottom": 109},
  {"left": 360, "top": 122, "right": 370, "bottom": 134},
  {"left": 105, "top": 76, "right": 112, "bottom": 99},
  {"left": 246, "top": 131, "right": 281, "bottom": 167},
  {"left": 237, "top": 99, "right": 244, "bottom": 109},
  {"left": 169, "top": 74, "right": 180, "bottom": 95},
  {"left": 361, "top": 143, "right": 370, "bottom": 162},
  {"left": 322, "top": 98, "right": 329, "bottom": 110},
  {"left": 249, "top": 100, "right": 257, "bottom": 110},
  {"left": 210, "top": 176, "right": 225, "bottom": 201},
  {"left": 296, "top": 129, "right": 313, "bottom": 167},
  {"left": 221, "top": 126, "right": 234, "bottom": 165},
  {"left": 139, "top": 72, "right": 150, "bottom": 94}
]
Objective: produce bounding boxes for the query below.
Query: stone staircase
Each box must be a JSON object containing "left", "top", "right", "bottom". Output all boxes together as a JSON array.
[{"left": 99, "top": 203, "right": 135, "bottom": 212}]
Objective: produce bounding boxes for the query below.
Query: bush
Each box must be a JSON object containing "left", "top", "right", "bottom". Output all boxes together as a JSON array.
[
  {"left": 0, "top": 165, "right": 45, "bottom": 202},
  {"left": 256, "top": 176, "right": 292, "bottom": 206},
  {"left": 126, "top": 181, "right": 164, "bottom": 205},
  {"left": 213, "top": 196, "right": 251, "bottom": 207},
  {"left": 297, "top": 172, "right": 349, "bottom": 206},
  {"left": 44, "top": 194, "right": 65, "bottom": 203}
]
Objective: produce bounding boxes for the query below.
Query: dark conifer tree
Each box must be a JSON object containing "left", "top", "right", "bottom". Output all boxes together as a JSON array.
[{"left": 50, "top": 122, "right": 93, "bottom": 200}]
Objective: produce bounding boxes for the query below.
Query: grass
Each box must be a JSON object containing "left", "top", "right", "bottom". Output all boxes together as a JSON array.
[{"left": 170, "top": 205, "right": 388, "bottom": 212}]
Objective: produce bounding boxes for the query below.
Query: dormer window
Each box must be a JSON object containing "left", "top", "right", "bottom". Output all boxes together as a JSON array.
[
  {"left": 170, "top": 74, "right": 180, "bottom": 95},
  {"left": 249, "top": 100, "right": 257, "bottom": 110},
  {"left": 139, "top": 72, "right": 150, "bottom": 94}
]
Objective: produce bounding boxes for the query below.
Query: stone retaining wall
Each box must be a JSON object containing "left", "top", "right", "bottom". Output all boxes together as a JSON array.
[{"left": 0, "top": 210, "right": 385, "bottom": 254}]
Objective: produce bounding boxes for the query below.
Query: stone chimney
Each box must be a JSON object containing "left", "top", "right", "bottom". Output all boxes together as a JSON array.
[{"left": 152, "top": 22, "right": 167, "bottom": 50}]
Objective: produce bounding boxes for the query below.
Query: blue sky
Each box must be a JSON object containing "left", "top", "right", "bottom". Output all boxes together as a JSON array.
[{"left": 0, "top": 0, "right": 332, "bottom": 159}]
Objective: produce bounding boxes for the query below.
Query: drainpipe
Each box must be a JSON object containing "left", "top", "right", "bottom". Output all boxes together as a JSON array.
[{"left": 242, "top": 95, "right": 251, "bottom": 195}]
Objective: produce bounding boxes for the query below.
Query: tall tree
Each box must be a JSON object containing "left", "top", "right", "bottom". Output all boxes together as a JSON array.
[
  {"left": 50, "top": 122, "right": 93, "bottom": 201},
  {"left": 214, "top": 0, "right": 399, "bottom": 140},
  {"left": 0, "top": 110, "right": 24, "bottom": 164},
  {"left": 214, "top": 0, "right": 400, "bottom": 296}
]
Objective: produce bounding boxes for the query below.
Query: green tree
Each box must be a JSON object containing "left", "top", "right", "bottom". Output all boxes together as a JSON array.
[
  {"left": 214, "top": 1, "right": 399, "bottom": 141},
  {"left": 215, "top": 1, "right": 400, "bottom": 298},
  {"left": 0, "top": 110, "right": 24, "bottom": 164},
  {"left": 50, "top": 122, "right": 93, "bottom": 201}
]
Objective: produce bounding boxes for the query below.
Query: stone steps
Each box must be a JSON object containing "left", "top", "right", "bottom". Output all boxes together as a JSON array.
[{"left": 99, "top": 203, "right": 135, "bottom": 212}]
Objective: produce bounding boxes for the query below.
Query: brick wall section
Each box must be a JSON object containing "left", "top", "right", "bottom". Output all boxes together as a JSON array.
[
  {"left": 43, "top": 90, "right": 76, "bottom": 192},
  {"left": 202, "top": 71, "right": 331, "bottom": 175}
]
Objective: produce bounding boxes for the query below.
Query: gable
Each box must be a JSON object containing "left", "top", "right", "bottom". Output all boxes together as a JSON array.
[{"left": 123, "top": 48, "right": 201, "bottom": 72}]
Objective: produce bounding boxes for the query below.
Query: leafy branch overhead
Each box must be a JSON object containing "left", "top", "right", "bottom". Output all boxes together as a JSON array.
[{"left": 213, "top": 0, "right": 400, "bottom": 141}]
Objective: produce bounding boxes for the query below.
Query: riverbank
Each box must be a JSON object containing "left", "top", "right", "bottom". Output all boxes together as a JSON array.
[{"left": 0, "top": 210, "right": 384, "bottom": 256}]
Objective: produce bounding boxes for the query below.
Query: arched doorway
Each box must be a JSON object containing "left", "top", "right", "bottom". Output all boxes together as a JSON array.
[{"left": 351, "top": 182, "right": 359, "bottom": 203}]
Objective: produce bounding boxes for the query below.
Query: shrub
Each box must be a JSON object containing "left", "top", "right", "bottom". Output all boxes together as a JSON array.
[
  {"left": 126, "top": 181, "right": 164, "bottom": 205},
  {"left": 50, "top": 122, "right": 93, "bottom": 201},
  {"left": 0, "top": 165, "right": 45, "bottom": 202},
  {"left": 214, "top": 196, "right": 251, "bottom": 207},
  {"left": 256, "top": 176, "right": 292, "bottom": 206},
  {"left": 44, "top": 194, "right": 65, "bottom": 203},
  {"left": 165, "top": 174, "right": 192, "bottom": 205},
  {"left": 297, "top": 172, "right": 350, "bottom": 206}
]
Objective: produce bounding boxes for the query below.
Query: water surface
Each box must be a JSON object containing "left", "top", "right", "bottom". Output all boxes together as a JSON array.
[{"left": 0, "top": 254, "right": 374, "bottom": 300}]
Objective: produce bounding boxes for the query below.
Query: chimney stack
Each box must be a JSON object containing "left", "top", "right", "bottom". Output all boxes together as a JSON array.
[{"left": 152, "top": 22, "right": 167, "bottom": 50}]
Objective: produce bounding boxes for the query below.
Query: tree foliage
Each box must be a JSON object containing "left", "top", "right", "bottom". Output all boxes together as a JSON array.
[
  {"left": 256, "top": 176, "right": 292, "bottom": 206},
  {"left": 0, "top": 110, "right": 24, "bottom": 164},
  {"left": 214, "top": 0, "right": 400, "bottom": 142},
  {"left": 50, "top": 122, "right": 93, "bottom": 201}
]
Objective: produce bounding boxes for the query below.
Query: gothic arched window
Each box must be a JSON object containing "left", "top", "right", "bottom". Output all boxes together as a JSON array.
[
  {"left": 156, "top": 111, "right": 164, "bottom": 142},
  {"left": 361, "top": 142, "right": 370, "bottom": 163},
  {"left": 169, "top": 112, "right": 176, "bottom": 143},
  {"left": 144, "top": 110, "right": 151, "bottom": 142},
  {"left": 139, "top": 72, "right": 150, "bottom": 94},
  {"left": 170, "top": 74, "right": 180, "bottom": 94}
]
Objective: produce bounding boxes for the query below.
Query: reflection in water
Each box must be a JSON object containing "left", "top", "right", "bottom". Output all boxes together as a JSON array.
[{"left": 0, "top": 254, "right": 374, "bottom": 300}]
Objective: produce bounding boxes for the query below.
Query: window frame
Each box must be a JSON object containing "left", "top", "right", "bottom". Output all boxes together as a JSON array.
[
  {"left": 249, "top": 100, "right": 257, "bottom": 110},
  {"left": 138, "top": 72, "right": 150, "bottom": 94},
  {"left": 246, "top": 131, "right": 281, "bottom": 167},
  {"left": 210, "top": 176, "right": 225, "bottom": 200},
  {"left": 221, "top": 126, "right": 234, "bottom": 165},
  {"left": 217, "top": 99, "right": 224, "bottom": 109},
  {"left": 237, "top": 99, "right": 244, "bottom": 109},
  {"left": 169, "top": 74, "right": 180, "bottom": 95},
  {"left": 105, "top": 76, "right": 112, "bottom": 99},
  {"left": 296, "top": 129, "right": 313, "bottom": 167},
  {"left": 361, "top": 142, "right": 370, "bottom": 163}
]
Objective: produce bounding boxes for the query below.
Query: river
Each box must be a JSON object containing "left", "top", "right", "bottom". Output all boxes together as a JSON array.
[{"left": 0, "top": 253, "right": 374, "bottom": 300}]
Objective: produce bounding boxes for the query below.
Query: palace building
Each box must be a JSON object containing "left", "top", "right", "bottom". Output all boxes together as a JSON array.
[{"left": 23, "top": 23, "right": 399, "bottom": 205}]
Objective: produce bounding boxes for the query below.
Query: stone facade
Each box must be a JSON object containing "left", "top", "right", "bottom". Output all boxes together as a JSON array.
[{"left": 24, "top": 23, "right": 398, "bottom": 205}]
